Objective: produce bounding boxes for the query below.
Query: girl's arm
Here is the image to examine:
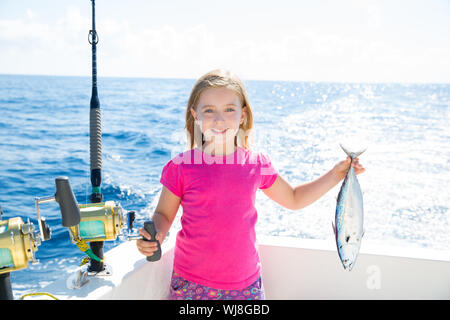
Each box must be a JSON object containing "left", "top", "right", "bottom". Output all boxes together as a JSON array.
[
  {"left": 262, "top": 157, "right": 365, "bottom": 211},
  {"left": 136, "top": 186, "right": 181, "bottom": 257}
]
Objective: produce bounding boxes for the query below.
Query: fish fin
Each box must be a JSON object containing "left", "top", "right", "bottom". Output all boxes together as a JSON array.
[
  {"left": 339, "top": 143, "right": 352, "bottom": 157},
  {"left": 354, "top": 148, "right": 367, "bottom": 158},
  {"left": 339, "top": 143, "right": 367, "bottom": 159},
  {"left": 332, "top": 221, "right": 336, "bottom": 236}
]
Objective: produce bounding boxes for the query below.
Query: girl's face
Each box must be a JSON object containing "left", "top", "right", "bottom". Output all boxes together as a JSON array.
[{"left": 191, "top": 87, "right": 246, "bottom": 151}]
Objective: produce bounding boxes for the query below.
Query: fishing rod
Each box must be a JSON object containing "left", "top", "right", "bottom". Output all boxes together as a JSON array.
[
  {"left": 1, "top": 1, "right": 161, "bottom": 299},
  {"left": 18, "top": 0, "right": 160, "bottom": 292},
  {"left": 84, "top": 0, "right": 160, "bottom": 274},
  {"left": 0, "top": 2, "right": 105, "bottom": 297},
  {"left": 34, "top": 0, "right": 159, "bottom": 288},
  {"left": 87, "top": 0, "right": 105, "bottom": 273}
]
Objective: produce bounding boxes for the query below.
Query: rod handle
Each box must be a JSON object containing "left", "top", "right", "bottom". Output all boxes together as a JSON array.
[{"left": 144, "top": 221, "right": 161, "bottom": 262}]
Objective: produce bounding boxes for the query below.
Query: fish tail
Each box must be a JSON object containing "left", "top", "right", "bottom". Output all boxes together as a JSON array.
[{"left": 339, "top": 143, "right": 366, "bottom": 159}]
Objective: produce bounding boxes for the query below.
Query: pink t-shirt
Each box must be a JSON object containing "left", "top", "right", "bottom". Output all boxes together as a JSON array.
[{"left": 159, "top": 146, "right": 278, "bottom": 290}]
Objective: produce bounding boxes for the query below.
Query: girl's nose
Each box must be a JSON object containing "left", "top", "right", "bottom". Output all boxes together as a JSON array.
[{"left": 214, "top": 112, "right": 225, "bottom": 122}]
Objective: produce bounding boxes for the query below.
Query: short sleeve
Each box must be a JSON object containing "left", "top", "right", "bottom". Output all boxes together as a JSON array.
[
  {"left": 160, "top": 159, "right": 183, "bottom": 197},
  {"left": 258, "top": 153, "right": 278, "bottom": 189}
]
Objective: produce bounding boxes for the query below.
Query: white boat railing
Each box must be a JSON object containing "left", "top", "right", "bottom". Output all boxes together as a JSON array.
[{"left": 40, "top": 236, "right": 450, "bottom": 300}]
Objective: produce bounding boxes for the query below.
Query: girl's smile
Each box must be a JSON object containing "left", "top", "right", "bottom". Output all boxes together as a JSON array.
[{"left": 211, "top": 128, "right": 227, "bottom": 134}]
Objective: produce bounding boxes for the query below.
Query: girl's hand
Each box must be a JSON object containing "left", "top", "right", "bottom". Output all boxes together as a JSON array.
[
  {"left": 333, "top": 156, "right": 365, "bottom": 181},
  {"left": 136, "top": 227, "right": 163, "bottom": 257}
]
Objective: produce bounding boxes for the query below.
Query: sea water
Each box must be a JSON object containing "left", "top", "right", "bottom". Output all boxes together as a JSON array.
[{"left": 0, "top": 74, "right": 449, "bottom": 297}]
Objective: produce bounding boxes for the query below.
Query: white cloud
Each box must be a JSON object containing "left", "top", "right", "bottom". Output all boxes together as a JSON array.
[
  {"left": 0, "top": 3, "right": 449, "bottom": 83},
  {"left": 26, "top": 8, "right": 36, "bottom": 20}
]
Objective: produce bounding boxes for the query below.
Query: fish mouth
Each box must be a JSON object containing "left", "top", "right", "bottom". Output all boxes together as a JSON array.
[
  {"left": 338, "top": 247, "right": 359, "bottom": 271},
  {"left": 343, "top": 262, "right": 354, "bottom": 271},
  {"left": 341, "top": 258, "right": 353, "bottom": 271}
]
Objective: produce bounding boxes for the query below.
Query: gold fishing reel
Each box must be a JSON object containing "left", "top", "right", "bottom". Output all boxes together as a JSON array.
[
  {"left": 36, "top": 177, "right": 128, "bottom": 245},
  {"left": 35, "top": 177, "right": 140, "bottom": 266},
  {"left": 67, "top": 201, "right": 124, "bottom": 243},
  {"left": 35, "top": 177, "right": 127, "bottom": 264},
  {"left": 0, "top": 217, "right": 41, "bottom": 275},
  {"left": 34, "top": 176, "right": 151, "bottom": 281},
  {"left": 0, "top": 176, "right": 76, "bottom": 275}
]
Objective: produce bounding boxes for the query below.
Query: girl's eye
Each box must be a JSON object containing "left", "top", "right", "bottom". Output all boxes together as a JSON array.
[
  {"left": 203, "top": 109, "right": 213, "bottom": 113},
  {"left": 226, "top": 108, "right": 235, "bottom": 112}
]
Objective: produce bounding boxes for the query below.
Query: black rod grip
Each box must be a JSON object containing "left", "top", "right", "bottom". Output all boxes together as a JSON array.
[
  {"left": 144, "top": 221, "right": 161, "bottom": 262},
  {"left": 54, "top": 177, "right": 81, "bottom": 227},
  {"left": 0, "top": 273, "right": 13, "bottom": 300},
  {"left": 88, "top": 241, "right": 104, "bottom": 272}
]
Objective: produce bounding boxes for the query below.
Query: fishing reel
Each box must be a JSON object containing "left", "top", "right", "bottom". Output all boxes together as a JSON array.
[
  {"left": 35, "top": 177, "right": 157, "bottom": 268},
  {"left": 63, "top": 202, "right": 153, "bottom": 246},
  {"left": 1, "top": 177, "right": 81, "bottom": 275},
  {"left": 67, "top": 201, "right": 124, "bottom": 244},
  {"left": 35, "top": 176, "right": 160, "bottom": 289},
  {"left": 0, "top": 179, "right": 83, "bottom": 300},
  {"left": 0, "top": 215, "right": 41, "bottom": 275}
]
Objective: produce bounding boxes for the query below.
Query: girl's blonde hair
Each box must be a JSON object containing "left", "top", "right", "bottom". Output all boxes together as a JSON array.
[{"left": 185, "top": 69, "right": 253, "bottom": 150}]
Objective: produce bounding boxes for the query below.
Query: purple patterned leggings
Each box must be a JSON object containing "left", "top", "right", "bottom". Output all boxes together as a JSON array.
[{"left": 168, "top": 271, "right": 265, "bottom": 300}]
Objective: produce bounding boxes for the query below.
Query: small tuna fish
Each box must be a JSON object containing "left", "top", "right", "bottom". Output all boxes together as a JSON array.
[{"left": 332, "top": 144, "right": 366, "bottom": 271}]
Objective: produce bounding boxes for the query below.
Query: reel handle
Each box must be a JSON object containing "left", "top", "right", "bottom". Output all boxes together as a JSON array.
[
  {"left": 127, "top": 211, "right": 136, "bottom": 233},
  {"left": 35, "top": 177, "right": 81, "bottom": 242},
  {"left": 55, "top": 177, "right": 81, "bottom": 227},
  {"left": 143, "top": 221, "right": 161, "bottom": 262},
  {"left": 39, "top": 217, "right": 51, "bottom": 241}
]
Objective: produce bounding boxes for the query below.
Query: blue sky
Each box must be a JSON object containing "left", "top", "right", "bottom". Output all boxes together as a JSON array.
[{"left": 1, "top": 0, "right": 449, "bottom": 83}]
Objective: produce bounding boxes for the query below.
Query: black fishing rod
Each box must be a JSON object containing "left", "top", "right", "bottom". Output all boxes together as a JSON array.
[
  {"left": 88, "top": 0, "right": 105, "bottom": 272},
  {"left": 85, "top": 1, "right": 160, "bottom": 271}
]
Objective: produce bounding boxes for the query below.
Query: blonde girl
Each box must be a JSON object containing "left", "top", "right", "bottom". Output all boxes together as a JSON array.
[{"left": 136, "top": 69, "right": 365, "bottom": 300}]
